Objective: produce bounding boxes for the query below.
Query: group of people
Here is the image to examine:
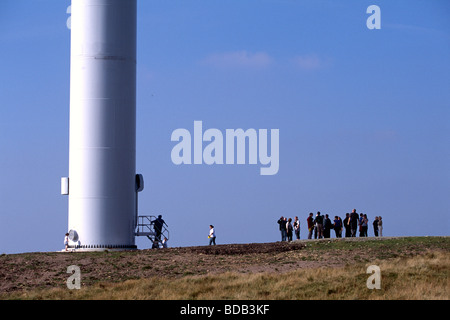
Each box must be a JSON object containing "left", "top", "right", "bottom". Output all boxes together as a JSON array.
[
  {"left": 277, "top": 216, "right": 302, "bottom": 241},
  {"left": 277, "top": 209, "right": 383, "bottom": 241}
]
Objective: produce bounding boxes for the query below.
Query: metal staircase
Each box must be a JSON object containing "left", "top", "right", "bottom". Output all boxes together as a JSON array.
[{"left": 136, "top": 215, "right": 169, "bottom": 248}]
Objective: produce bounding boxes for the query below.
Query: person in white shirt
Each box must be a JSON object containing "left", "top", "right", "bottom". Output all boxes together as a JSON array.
[
  {"left": 162, "top": 237, "right": 168, "bottom": 248},
  {"left": 293, "top": 216, "right": 300, "bottom": 240},
  {"left": 209, "top": 225, "right": 216, "bottom": 245}
]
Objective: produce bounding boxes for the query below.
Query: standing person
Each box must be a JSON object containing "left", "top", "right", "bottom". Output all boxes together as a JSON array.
[
  {"left": 293, "top": 216, "right": 300, "bottom": 240},
  {"left": 343, "top": 213, "right": 351, "bottom": 237},
  {"left": 373, "top": 216, "right": 379, "bottom": 237},
  {"left": 286, "top": 218, "right": 293, "bottom": 242},
  {"left": 315, "top": 212, "right": 324, "bottom": 239},
  {"left": 277, "top": 216, "right": 287, "bottom": 241},
  {"left": 162, "top": 237, "right": 169, "bottom": 248},
  {"left": 378, "top": 216, "right": 383, "bottom": 237},
  {"left": 359, "top": 213, "right": 364, "bottom": 237},
  {"left": 333, "top": 216, "right": 342, "bottom": 238},
  {"left": 152, "top": 215, "right": 165, "bottom": 242},
  {"left": 362, "top": 214, "right": 369, "bottom": 237},
  {"left": 314, "top": 217, "right": 318, "bottom": 239},
  {"left": 323, "top": 214, "right": 332, "bottom": 238},
  {"left": 307, "top": 213, "right": 314, "bottom": 239},
  {"left": 209, "top": 225, "right": 216, "bottom": 245},
  {"left": 350, "top": 209, "right": 359, "bottom": 237},
  {"left": 64, "top": 233, "right": 70, "bottom": 251}
]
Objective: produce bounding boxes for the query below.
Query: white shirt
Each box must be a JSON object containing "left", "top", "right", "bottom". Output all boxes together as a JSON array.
[{"left": 209, "top": 228, "right": 216, "bottom": 238}]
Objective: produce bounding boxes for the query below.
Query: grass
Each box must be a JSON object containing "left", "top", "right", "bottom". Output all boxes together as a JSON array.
[
  {"left": 5, "top": 250, "right": 449, "bottom": 300},
  {"left": 1, "top": 236, "right": 448, "bottom": 300}
]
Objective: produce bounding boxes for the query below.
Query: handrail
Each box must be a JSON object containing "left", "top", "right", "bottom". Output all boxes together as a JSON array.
[{"left": 136, "top": 215, "right": 169, "bottom": 248}]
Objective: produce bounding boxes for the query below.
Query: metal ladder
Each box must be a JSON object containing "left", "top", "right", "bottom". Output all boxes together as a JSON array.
[{"left": 136, "top": 215, "right": 169, "bottom": 248}]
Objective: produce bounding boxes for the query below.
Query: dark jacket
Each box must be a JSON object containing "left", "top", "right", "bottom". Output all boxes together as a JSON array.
[
  {"left": 315, "top": 215, "right": 323, "bottom": 225},
  {"left": 324, "top": 218, "right": 332, "bottom": 230},
  {"left": 277, "top": 218, "right": 287, "bottom": 231},
  {"left": 350, "top": 212, "right": 359, "bottom": 227}
]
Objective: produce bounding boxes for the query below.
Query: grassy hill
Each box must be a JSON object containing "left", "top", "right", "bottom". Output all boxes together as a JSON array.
[{"left": 0, "top": 236, "right": 448, "bottom": 300}]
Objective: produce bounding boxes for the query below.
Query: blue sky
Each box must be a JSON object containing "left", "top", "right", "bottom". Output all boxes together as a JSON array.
[{"left": 0, "top": 0, "right": 449, "bottom": 254}]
